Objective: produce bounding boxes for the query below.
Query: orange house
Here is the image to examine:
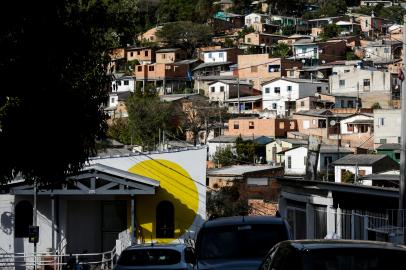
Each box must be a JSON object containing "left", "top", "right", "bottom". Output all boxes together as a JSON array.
[{"left": 224, "top": 117, "right": 298, "bottom": 138}]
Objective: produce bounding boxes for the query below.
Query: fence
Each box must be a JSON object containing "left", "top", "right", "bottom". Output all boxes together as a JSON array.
[
  {"left": 312, "top": 207, "right": 406, "bottom": 244},
  {"left": 0, "top": 249, "right": 116, "bottom": 270}
]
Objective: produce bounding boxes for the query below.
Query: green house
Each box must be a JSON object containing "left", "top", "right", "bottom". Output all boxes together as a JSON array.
[{"left": 376, "top": 143, "right": 400, "bottom": 163}]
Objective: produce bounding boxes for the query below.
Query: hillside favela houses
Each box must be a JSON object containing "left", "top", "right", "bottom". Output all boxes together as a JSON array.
[{"left": 4, "top": 1, "right": 406, "bottom": 266}]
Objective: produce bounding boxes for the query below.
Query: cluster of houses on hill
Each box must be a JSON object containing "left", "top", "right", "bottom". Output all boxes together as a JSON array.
[
  {"left": 102, "top": 0, "right": 406, "bottom": 241},
  {"left": 1, "top": 0, "right": 406, "bottom": 261}
]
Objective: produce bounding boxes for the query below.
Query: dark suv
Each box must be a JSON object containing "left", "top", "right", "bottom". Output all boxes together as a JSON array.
[
  {"left": 194, "top": 216, "right": 291, "bottom": 270},
  {"left": 259, "top": 240, "right": 406, "bottom": 270}
]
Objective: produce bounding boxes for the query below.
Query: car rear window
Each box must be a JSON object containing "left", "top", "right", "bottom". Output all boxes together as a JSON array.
[
  {"left": 198, "top": 224, "right": 289, "bottom": 259},
  {"left": 302, "top": 248, "right": 406, "bottom": 270},
  {"left": 118, "top": 248, "right": 181, "bottom": 266}
]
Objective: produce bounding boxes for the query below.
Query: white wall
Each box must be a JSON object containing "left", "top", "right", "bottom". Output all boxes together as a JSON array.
[
  {"left": 203, "top": 51, "right": 228, "bottom": 63},
  {"left": 109, "top": 93, "right": 119, "bottom": 107},
  {"left": 330, "top": 69, "right": 391, "bottom": 94},
  {"left": 245, "top": 14, "right": 262, "bottom": 27},
  {"left": 374, "top": 109, "right": 401, "bottom": 146},
  {"left": 285, "top": 147, "right": 308, "bottom": 175},
  {"left": 209, "top": 82, "right": 229, "bottom": 102},
  {"left": 334, "top": 165, "right": 373, "bottom": 183},
  {"left": 262, "top": 79, "right": 328, "bottom": 116},
  {"left": 340, "top": 115, "right": 373, "bottom": 134},
  {"left": 293, "top": 44, "right": 318, "bottom": 59},
  {"left": 112, "top": 78, "right": 135, "bottom": 92}
]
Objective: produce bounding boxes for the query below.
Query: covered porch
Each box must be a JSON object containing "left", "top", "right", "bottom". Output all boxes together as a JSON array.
[{"left": 8, "top": 163, "right": 159, "bottom": 255}]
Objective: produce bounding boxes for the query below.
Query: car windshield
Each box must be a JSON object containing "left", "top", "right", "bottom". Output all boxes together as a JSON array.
[
  {"left": 117, "top": 248, "right": 181, "bottom": 266},
  {"left": 302, "top": 248, "right": 406, "bottom": 270},
  {"left": 198, "top": 224, "right": 288, "bottom": 259}
]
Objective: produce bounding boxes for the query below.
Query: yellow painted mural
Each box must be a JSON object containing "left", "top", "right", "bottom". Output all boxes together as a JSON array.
[{"left": 128, "top": 159, "right": 199, "bottom": 243}]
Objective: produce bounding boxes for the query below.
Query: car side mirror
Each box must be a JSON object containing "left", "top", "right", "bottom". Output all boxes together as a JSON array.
[{"left": 184, "top": 247, "right": 196, "bottom": 264}]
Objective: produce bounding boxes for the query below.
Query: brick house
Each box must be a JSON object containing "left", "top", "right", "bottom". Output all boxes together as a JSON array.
[
  {"left": 155, "top": 48, "right": 187, "bottom": 64},
  {"left": 224, "top": 117, "right": 297, "bottom": 138},
  {"left": 237, "top": 54, "right": 302, "bottom": 91},
  {"left": 125, "top": 46, "right": 155, "bottom": 65}
]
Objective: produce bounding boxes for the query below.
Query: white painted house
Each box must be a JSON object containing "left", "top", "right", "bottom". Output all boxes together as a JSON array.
[
  {"left": 340, "top": 113, "right": 374, "bottom": 135},
  {"left": 262, "top": 78, "right": 328, "bottom": 116},
  {"left": 284, "top": 145, "right": 353, "bottom": 176},
  {"left": 111, "top": 76, "right": 136, "bottom": 92},
  {"left": 208, "top": 80, "right": 253, "bottom": 103},
  {"left": 332, "top": 154, "right": 399, "bottom": 184},
  {"left": 245, "top": 13, "right": 269, "bottom": 28}
]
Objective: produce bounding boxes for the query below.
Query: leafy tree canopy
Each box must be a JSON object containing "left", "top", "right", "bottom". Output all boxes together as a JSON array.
[
  {"left": 0, "top": 0, "right": 140, "bottom": 185},
  {"left": 271, "top": 43, "right": 291, "bottom": 58},
  {"left": 156, "top": 21, "right": 213, "bottom": 57},
  {"left": 207, "top": 184, "right": 251, "bottom": 218},
  {"left": 320, "top": 23, "right": 342, "bottom": 40}
]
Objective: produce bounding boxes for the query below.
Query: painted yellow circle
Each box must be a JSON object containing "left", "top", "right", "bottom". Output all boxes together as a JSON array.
[{"left": 128, "top": 159, "right": 199, "bottom": 243}]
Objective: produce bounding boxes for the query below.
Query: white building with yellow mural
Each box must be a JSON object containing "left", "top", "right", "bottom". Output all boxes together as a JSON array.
[{"left": 0, "top": 147, "right": 206, "bottom": 256}]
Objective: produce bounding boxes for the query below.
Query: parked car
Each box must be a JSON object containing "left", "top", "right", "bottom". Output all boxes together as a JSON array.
[
  {"left": 259, "top": 239, "right": 406, "bottom": 270},
  {"left": 194, "top": 216, "right": 291, "bottom": 270},
  {"left": 114, "top": 243, "right": 194, "bottom": 270}
]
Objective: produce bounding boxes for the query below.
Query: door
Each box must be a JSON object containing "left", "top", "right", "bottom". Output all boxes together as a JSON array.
[{"left": 102, "top": 201, "right": 127, "bottom": 251}]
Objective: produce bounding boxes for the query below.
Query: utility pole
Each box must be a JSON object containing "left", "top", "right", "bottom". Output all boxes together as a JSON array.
[
  {"left": 33, "top": 179, "right": 37, "bottom": 270},
  {"left": 398, "top": 15, "right": 406, "bottom": 242},
  {"left": 237, "top": 77, "right": 241, "bottom": 114}
]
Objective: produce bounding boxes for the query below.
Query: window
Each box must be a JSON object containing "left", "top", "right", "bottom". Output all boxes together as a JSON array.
[
  {"left": 124, "top": 80, "right": 129, "bottom": 86},
  {"left": 347, "top": 124, "right": 354, "bottom": 132},
  {"left": 117, "top": 81, "right": 121, "bottom": 86},
  {"left": 251, "top": 66, "right": 258, "bottom": 72},
  {"left": 384, "top": 47, "right": 389, "bottom": 53},
  {"left": 137, "top": 66, "right": 142, "bottom": 72},
  {"left": 358, "top": 170, "right": 366, "bottom": 177},
  {"left": 279, "top": 122, "right": 285, "bottom": 129},
  {"left": 290, "top": 121, "right": 295, "bottom": 129},
  {"left": 304, "top": 156, "right": 307, "bottom": 166},
  {"left": 249, "top": 121, "right": 255, "bottom": 129},
  {"left": 148, "top": 66, "right": 154, "bottom": 71},
  {"left": 287, "top": 86, "right": 292, "bottom": 91},
  {"left": 145, "top": 50, "right": 149, "bottom": 56},
  {"left": 247, "top": 177, "right": 268, "bottom": 186},
  {"left": 156, "top": 201, "right": 174, "bottom": 238},
  {"left": 378, "top": 118, "right": 385, "bottom": 126},
  {"left": 398, "top": 137, "right": 401, "bottom": 143},
  {"left": 165, "top": 65, "right": 171, "bottom": 70},
  {"left": 344, "top": 69, "right": 350, "bottom": 73},
  {"left": 247, "top": 38, "right": 251, "bottom": 43},
  {"left": 341, "top": 100, "right": 345, "bottom": 107},
  {"left": 287, "top": 156, "right": 292, "bottom": 169},
  {"left": 272, "top": 103, "right": 277, "bottom": 109},
  {"left": 301, "top": 48, "right": 307, "bottom": 54},
  {"left": 363, "top": 79, "right": 370, "bottom": 86},
  {"left": 15, "top": 200, "right": 33, "bottom": 237},
  {"left": 137, "top": 51, "right": 140, "bottom": 55},
  {"left": 220, "top": 86, "right": 225, "bottom": 92},
  {"left": 348, "top": 100, "right": 354, "bottom": 108},
  {"left": 162, "top": 54, "right": 166, "bottom": 59},
  {"left": 211, "top": 87, "right": 215, "bottom": 93},
  {"left": 219, "top": 52, "right": 224, "bottom": 58},
  {"left": 380, "top": 138, "right": 387, "bottom": 144},
  {"left": 130, "top": 52, "right": 133, "bottom": 57},
  {"left": 316, "top": 86, "right": 322, "bottom": 92},
  {"left": 234, "top": 121, "right": 239, "bottom": 129},
  {"left": 339, "top": 80, "right": 345, "bottom": 87},
  {"left": 318, "top": 119, "right": 326, "bottom": 128},
  {"left": 289, "top": 70, "right": 294, "bottom": 77},
  {"left": 269, "top": 65, "right": 280, "bottom": 72},
  {"left": 395, "top": 153, "right": 401, "bottom": 159},
  {"left": 301, "top": 101, "right": 305, "bottom": 107},
  {"left": 274, "top": 87, "right": 280, "bottom": 94},
  {"left": 265, "top": 87, "right": 270, "bottom": 94},
  {"left": 313, "top": 47, "right": 317, "bottom": 56},
  {"left": 208, "top": 53, "right": 212, "bottom": 58},
  {"left": 111, "top": 97, "right": 115, "bottom": 104}
]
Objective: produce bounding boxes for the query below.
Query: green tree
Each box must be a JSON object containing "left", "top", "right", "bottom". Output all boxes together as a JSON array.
[
  {"left": 213, "top": 146, "right": 236, "bottom": 167},
  {"left": 371, "top": 102, "right": 382, "bottom": 109},
  {"left": 318, "top": 0, "right": 347, "bottom": 17},
  {"left": 269, "top": 0, "right": 307, "bottom": 16},
  {"left": 0, "top": 0, "right": 140, "bottom": 185},
  {"left": 271, "top": 43, "right": 291, "bottom": 58},
  {"left": 320, "top": 23, "right": 342, "bottom": 40},
  {"left": 156, "top": 21, "right": 212, "bottom": 57},
  {"left": 235, "top": 136, "right": 257, "bottom": 164},
  {"left": 156, "top": 0, "right": 197, "bottom": 23},
  {"left": 281, "top": 25, "right": 296, "bottom": 36},
  {"left": 341, "top": 170, "right": 355, "bottom": 184},
  {"left": 107, "top": 118, "right": 132, "bottom": 145},
  {"left": 126, "top": 88, "right": 172, "bottom": 150},
  {"left": 207, "top": 183, "right": 251, "bottom": 218}
]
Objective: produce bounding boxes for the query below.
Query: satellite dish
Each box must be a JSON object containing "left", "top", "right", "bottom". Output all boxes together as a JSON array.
[{"left": 330, "top": 120, "right": 336, "bottom": 126}]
